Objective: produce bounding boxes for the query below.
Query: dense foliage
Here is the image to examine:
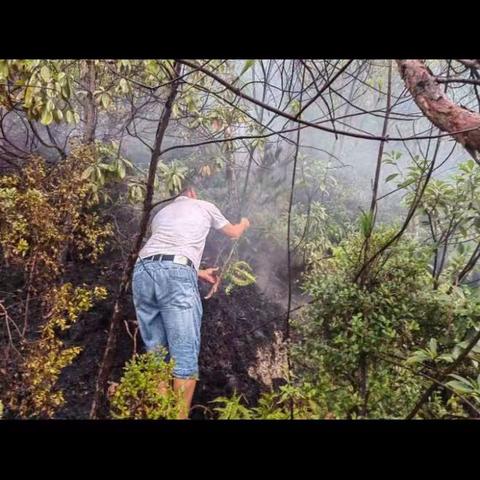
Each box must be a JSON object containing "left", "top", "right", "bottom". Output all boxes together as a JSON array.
[{"left": 294, "top": 228, "right": 480, "bottom": 418}]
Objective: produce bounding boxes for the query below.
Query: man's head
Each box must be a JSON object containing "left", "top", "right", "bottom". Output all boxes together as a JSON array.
[{"left": 180, "top": 180, "right": 198, "bottom": 199}]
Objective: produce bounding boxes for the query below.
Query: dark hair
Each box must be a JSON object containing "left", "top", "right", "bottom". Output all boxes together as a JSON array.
[{"left": 180, "top": 179, "right": 197, "bottom": 194}]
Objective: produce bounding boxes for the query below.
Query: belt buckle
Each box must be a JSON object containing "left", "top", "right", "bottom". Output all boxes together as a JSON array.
[{"left": 173, "top": 255, "right": 188, "bottom": 266}]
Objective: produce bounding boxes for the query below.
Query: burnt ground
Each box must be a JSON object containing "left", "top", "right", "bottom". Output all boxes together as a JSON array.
[
  {"left": 192, "top": 284, "right": 286, "bottom": 418},
  {"left": 55, "top": 283, "right": 287, "bottom": 419},
  {"left": 54, "top": 234, "right": 296, "bottom": 419}
]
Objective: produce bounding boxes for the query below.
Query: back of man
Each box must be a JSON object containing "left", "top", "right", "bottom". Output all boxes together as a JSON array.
[
  {"left": 132, "top": 187, "right": 250, "bottom": 418},
  {"left": 138, "top": 195, "right": 229, "bottom": 271}
]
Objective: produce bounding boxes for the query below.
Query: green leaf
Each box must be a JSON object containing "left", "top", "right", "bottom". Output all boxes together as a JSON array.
[
  {"left": 406, "top": 352, "right": 429, "bottom": 365},
  {"left": 385, "top": 173, "right": 399, "bottom": 183},
  {"left": 445, "top": 380, "right": 473, "bottom": 394},
  {"left": 449, "top": 373, "right": 470, "bottom": 383},
  {"left": 0, "top": 61, "right": 9, "bottom": 79},
  {"left": 117, "top": 161, "right": 126, "bottom": 179},
  {"left": 397, "top": 179, "right": 415, "bottom": 189},
  {"left": 99, "top": 162, "right": 115, "bottom": 172},
  {"left": 101, "top": 93, "right": 111, "bottom": 109},
  {"left": 53, "top": 109, "right": 63, "bottom": 122},
  {"left": 81, "top": 166, "right": 94, "bottom": 180},
  {"left": 358, "top": 209, "right": 374, "bottom": 238},
  {"left": 119, "top": 78, "right": 129, "bottom": 93},
  {"left": 24, "top": 86, "right": 34, "bottom": 107},
  {"left": 40, "top": 65, "right": 51, "bottom": 82},
  {"left": 437, "top": 353, "right": 454, "bottom": 363},
  {"left": 239, "top": 59, "right": 255, "bottom": 77},
  {"left": 121, "top": 157, "right": 133, "bottom": 168},
  {"left": 40, "top": 109, "right": 53, "bottom": 126},
  {"left": 146, "top": 60, "right": 160, "bottom": 75},
  {"left": 61, "top": 80, "right": 71, "bottom": 99}
]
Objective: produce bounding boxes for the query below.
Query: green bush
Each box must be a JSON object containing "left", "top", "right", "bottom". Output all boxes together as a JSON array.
[
  {"left": 110, "top": 350, "right": 182, "bottom": 419},
  {"left": 292, "top": 227, "right": 477, "bottom": 418},
  {"left": 213, "top": 384, "right": 323, "bottom": 419}
]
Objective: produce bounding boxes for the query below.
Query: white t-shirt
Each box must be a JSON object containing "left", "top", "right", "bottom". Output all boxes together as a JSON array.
[{"left": 138, "top": 196, "right": 230, "bottom": 271}]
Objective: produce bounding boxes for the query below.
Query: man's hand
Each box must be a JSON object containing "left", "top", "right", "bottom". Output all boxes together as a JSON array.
[
  {"left": 220, "top": 217, "right": 251, "bottom": 239},
  {"left": 240, "top": 217, "right": 251, "bottom": 229},
  {"left": 200, "top": 267, "right": 222, "bottom": 299},
  {"left": 198, "top": 267, "right": 220, "bottom": 284}
]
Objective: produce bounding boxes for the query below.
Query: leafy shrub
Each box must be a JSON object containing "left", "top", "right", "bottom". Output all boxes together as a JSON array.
[
  {"left": 0, "top": 146, "right": 114, "bottom": 418},
  {"left": 5, "top": 284, "right": 107, "bottom": 418},
  {"left": 292, "top": 227, "right": 478, "bottom": 418},
  {"left": 213, "top": 383, "right": 323, "bottom": 419},
  {"left": 0, "top": 144, "right": 113, "bottom": 278},
  {"left": 110, "top": 350, "right": 182, "bottom": 419},
  {"left": 446, "top": 373, "right": 480, "bottom": 405}
]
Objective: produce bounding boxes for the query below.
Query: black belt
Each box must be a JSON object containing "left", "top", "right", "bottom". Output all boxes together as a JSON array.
[{"left": 139, "top": 254, "right": 194, "bottom": 269}]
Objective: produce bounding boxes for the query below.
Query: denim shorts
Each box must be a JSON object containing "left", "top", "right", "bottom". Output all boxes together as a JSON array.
[{"left": 132, "top": 259, "right": 202, "bottom": 379}]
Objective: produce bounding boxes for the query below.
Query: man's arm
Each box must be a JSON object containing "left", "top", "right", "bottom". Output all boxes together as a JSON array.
[
  {"left": 220, "top": 217, "right": 250, "bottom": 239},
  {"left": 206, "top": 201, "right": 250, "bottom": 239}
]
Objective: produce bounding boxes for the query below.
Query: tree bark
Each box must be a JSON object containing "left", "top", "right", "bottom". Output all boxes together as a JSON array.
[
  {"left": 89, "top": 61, "right": 182, "bottom": 419},
  {"left": 369, "top": 61, "right": 392, "bottom": 220},
  {"left": 397, "top": 60, "right": 480, "bottom": 161},
  {"left": 83, "top": 60, "right": 97, "bottom": 144}
]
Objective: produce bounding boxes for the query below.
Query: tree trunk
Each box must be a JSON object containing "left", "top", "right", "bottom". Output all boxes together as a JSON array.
[
  {"left": 89, "top": 61, "right": 182, "bottom": 419},
  {"left": 359, "top": 61, "right": 393, "bottom": 286},
  {"left": 397, "top": 60, "right": 480, "bottom": 161},
  {"left": 83, "top": 60, "right": 97, "bottom": 144}
]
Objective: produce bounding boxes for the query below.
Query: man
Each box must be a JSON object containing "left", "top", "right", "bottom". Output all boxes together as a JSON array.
[{"left": 132, "top": 183, "right": 250, "bottom": 419}]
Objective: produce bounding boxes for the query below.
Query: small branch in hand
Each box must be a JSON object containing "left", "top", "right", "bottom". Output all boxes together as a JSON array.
[{"left": 204, "top": 241, "right": 237, "bottom": 299}]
